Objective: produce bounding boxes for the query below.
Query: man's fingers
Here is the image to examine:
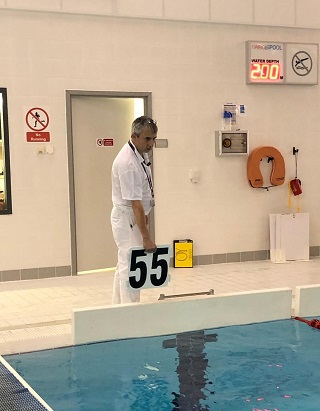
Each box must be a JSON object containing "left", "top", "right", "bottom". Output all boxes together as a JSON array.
[{"left": 145, "top": 247, "right": 157, "bottom": 253}]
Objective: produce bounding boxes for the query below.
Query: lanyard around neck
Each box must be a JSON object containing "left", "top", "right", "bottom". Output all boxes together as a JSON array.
[{"left": 128, "top": 141, "right": 154, "bottom": 198}]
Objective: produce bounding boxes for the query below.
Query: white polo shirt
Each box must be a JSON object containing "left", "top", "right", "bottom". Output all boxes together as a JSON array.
[{"left": 112, "top": 142, "right": 154, "bottom": 215}]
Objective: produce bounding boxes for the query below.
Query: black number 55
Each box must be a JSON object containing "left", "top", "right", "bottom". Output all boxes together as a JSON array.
[{"left": 129, "top": 246, "right": 169, "bottom": 289}]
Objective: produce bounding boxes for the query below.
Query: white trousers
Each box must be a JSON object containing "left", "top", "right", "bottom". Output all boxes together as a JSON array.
[{"left": 111, "top": 207, "right": 143, "bottom": 304}]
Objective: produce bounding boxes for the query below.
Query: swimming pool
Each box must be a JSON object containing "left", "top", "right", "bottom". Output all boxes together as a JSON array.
[{"left": 5, "top": 318, "right": 320, "bottom": 411}]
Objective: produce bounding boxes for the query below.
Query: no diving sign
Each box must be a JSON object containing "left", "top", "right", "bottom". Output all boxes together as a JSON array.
[
  {"left": 26, "top": 107, "right": 50, "bottom": 142},
  {"left": 285, "top": 43, "right": 318, "bottom": 84}
]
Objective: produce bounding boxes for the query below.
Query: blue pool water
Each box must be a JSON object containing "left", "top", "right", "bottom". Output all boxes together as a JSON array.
[{"left": 5, "top": 319, "right": 320, "bottom": 411}]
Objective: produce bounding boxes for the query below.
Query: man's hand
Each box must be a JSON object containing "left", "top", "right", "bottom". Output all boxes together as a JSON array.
[
  {"left": 143, "top": 238, "right": 157, "bottom": 253},
  {"left": 131, "top": 200, "right": 157, "bottom": 253}
]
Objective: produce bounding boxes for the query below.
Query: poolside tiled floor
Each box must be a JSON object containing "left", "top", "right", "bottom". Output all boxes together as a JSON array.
[{"left": 1, "top": 258, "right": 320, "bottom": 354}]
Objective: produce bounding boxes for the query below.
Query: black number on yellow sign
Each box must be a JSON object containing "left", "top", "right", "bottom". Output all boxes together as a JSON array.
[{"left": 129, "top": 247, "right": 169, "bottom": 289}]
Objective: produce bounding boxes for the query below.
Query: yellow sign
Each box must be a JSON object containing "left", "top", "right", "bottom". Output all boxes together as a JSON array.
[{"left": 173, "top": 240, "right": 193, "bottom": 268}]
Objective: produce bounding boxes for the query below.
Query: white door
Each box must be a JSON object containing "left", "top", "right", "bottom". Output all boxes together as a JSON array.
[{"left": 70, "top": 95, "right": 145, "bottom": 273}]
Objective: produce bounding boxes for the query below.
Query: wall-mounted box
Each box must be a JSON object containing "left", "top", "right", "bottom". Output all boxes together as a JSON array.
[
  {"left": 215, "top": 130, "right": 249, "bottom": 156},
  {"left": 155, "top": 138, "right": 168, "bottom": 148}
]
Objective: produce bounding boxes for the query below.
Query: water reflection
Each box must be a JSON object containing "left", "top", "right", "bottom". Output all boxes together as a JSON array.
[{"left": 163, "top": 330, "right": 217, "bottom": 410}]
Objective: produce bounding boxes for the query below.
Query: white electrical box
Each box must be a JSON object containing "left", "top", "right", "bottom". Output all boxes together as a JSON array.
[{"left": 215, "top": 130, "right": 249, "bottom": 156}]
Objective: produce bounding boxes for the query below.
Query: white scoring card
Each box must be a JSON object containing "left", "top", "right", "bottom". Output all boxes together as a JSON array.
[{"left": 128, "top": 244, "right": 172, "bottom": 290}]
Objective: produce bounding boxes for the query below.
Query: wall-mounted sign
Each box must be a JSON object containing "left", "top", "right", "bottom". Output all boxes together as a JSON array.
[
  {"left": 26, "top": 108, "right": 49, "bottom": 131},
  {"left": 246, "top": 41, "right": 318, "bottom": 85},
  {"left": 25, "top": 107, "right": 51, "bottom": 142},
  {"left": 96, "top": 138, "right": 113, "bottom": 147},
  {"left": 26, "top": 132, "right": 50, "bottom": 142}
]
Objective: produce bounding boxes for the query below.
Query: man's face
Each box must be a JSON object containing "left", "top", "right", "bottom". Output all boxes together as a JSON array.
[{"left": 132, "top": 127, "right": 157, "bottom": 155}]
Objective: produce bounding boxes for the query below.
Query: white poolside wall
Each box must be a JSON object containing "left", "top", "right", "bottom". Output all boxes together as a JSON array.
[
  {"left": 72, "top": 288, "right": 293, "bottom": 344},
  {"left": 294, "top": 284, "right": 320, "bottom": 317},
  {"left": 73, "top": 283, "right": 320, "bottom": 344},
  {"left": 1, "top": 0, "right": 320, "bottom": 275}
]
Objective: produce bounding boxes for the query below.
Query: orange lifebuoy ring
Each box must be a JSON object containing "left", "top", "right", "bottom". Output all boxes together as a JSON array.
[{"left": 247, "top": 146, "right": 285, "bottom": 188}]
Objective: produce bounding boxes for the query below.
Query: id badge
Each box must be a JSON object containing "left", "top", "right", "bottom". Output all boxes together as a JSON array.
[{"left": 150, "top": 198, "right": 155, "bottom": 207}]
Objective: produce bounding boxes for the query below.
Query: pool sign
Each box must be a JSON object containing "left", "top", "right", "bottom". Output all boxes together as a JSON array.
[
  {"left": 292, "top": 51, "right": 312, "bottom": 76},
  {"left": 96, "top": 138, "right": 114, "bottom": 147},
  {"left": 26, "top": 108, "right": 49, "bottom": 131},
  {"left": 26, "top": 107, "right": 51, "bottom": 142},
  {"left": 246, "top": 41, "right": 285, "bottom": 84},
  {"left": 128, "top": 245, "right": 172, "bottom": 290},
  {"left": 246, "top": 41, "right": 318, "bottom": 85},
  {"left": 286, "top": 43, "right": 318, "bottom": 84},
  {"left": 26, "top": 132, "right": 50, "bottom": 142}
]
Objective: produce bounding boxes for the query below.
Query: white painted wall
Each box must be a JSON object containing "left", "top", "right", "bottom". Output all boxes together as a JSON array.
[
  {"left": 0, "top": 1, "right": 320, "bottom": 273},
  {"left": 2, "top": 0, "right": 320, "bottom": 30}
]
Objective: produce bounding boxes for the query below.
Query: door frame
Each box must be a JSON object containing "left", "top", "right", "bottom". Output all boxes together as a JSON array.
[{"left": 66, "top": 90, "right": 153, "bottom": 275}]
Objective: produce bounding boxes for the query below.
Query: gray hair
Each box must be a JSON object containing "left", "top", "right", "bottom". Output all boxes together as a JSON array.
[{"left": 131, "top": 116, "right": 158, "bottom": 136}]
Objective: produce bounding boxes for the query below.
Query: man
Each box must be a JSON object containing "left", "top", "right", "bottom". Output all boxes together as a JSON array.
[{"left": 111, "top": 116, "right": 158, "bottom": 304}]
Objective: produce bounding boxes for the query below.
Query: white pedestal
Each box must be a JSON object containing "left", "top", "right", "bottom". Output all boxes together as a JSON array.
[{"left": 269, "top": 213, "right": 309, "bottom": 263}]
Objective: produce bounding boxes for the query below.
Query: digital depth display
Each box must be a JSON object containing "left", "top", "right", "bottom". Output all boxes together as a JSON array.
[
  {"left": 246, "top": 40, "right": 319, "bottom": 85},
  {"left": 246, "top": 41, "right": 284, "bottom": 84},
  {"left": 250, "top": 61, "right": 282, "bottom": 82}
]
